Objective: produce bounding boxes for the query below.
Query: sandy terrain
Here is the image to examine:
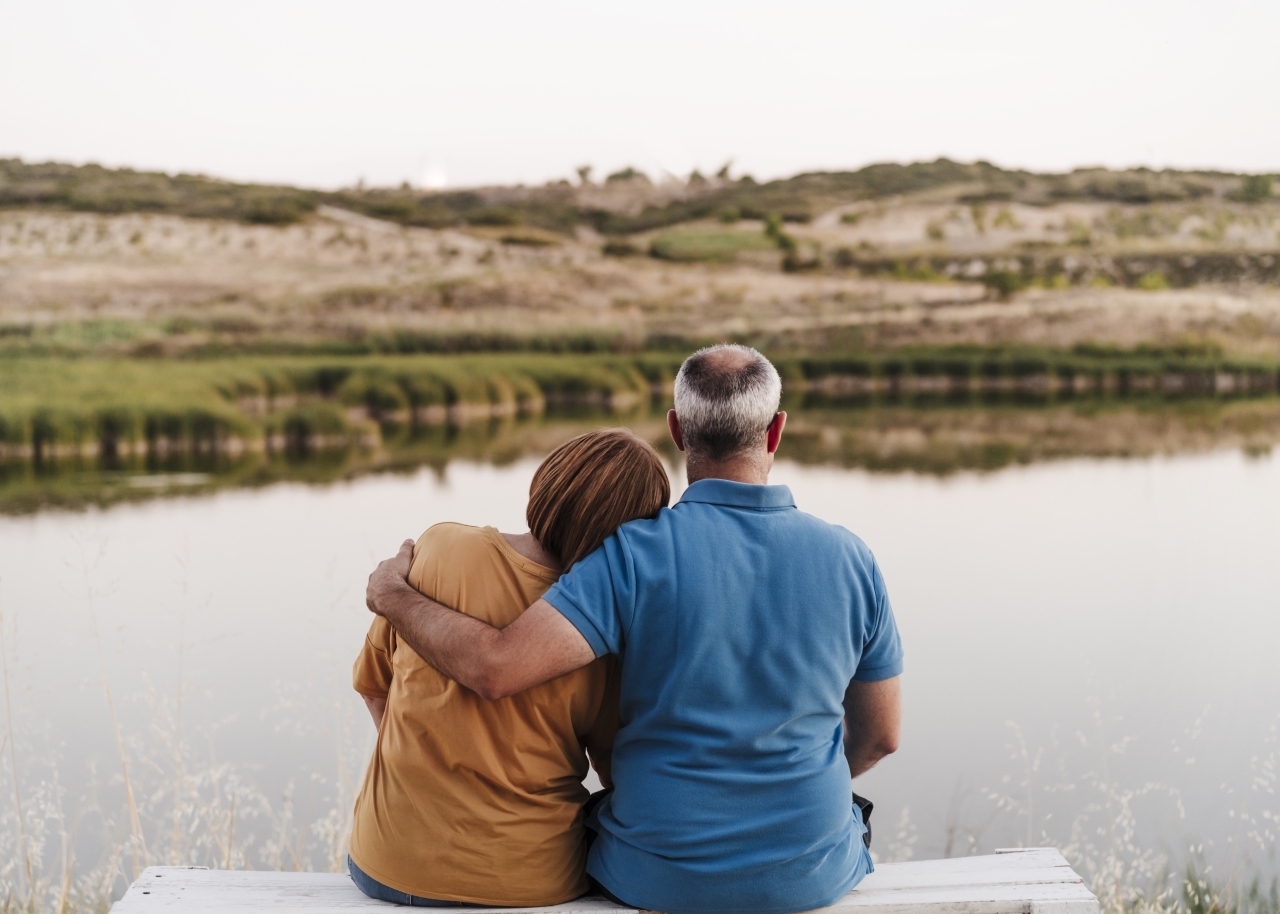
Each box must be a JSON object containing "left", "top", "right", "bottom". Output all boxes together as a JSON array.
[{"left": 2, "top": 207, "right": 1279, "bottom": 356}]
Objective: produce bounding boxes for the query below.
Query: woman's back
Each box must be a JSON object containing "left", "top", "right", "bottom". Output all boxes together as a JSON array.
[{"left": 350, "top": 522, "right": 619, "bottom": 905}]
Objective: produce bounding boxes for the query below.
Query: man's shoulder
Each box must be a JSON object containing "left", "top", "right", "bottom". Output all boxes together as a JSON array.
[
  {"left": 794, "top": 507, "right": 870, "bottom": 547},
  {"left": 782, "top": 507, "right": 876, "bottom": 565},
  {"left": 590, "top": 508, "right": 673, "bottom": 564}
]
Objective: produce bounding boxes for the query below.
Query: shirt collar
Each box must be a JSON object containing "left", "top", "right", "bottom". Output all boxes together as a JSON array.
[{"left": 676, "top": 478, "right": 796, "bottom": 510}]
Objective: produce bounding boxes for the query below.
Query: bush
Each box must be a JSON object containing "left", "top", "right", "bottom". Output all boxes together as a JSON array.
[
  {"left": 605, "top": 167, "right": 649, "bottom": 184},
  {"left": 242, "top": 196, "right": 310, "bottom": 225},
  {"left": 1137, "top": 270, "right": 1171, "bottom": 291},
  {"left": 602, "top": 240, "right": 642, "bottom": 257},
  {"left": 763, "top": 214, "right": 797, "bottom": 253},
  {"left": 1233, "top": 174, "right": 1274, "bottom": 203},
  {"left": 468, "top": 206, "right": 520, "bottom": 227},
  {"left": 982, "top": 270, "right": 1029, "bottom": 299},
  {"left": 499, "top": 233, "right": 557, "bottom": 247}
]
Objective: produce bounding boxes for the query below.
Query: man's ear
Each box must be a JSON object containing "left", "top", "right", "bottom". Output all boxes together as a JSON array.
[
  {"left": 766, "top": 411, "right": 787, "bottom": 455},
  {"left": 667, "top": 410, "right": 686, "bottom": 452}
]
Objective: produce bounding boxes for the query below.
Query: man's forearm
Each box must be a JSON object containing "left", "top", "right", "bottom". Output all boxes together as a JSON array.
[
  {"left": 842, "top": 676, "right": 901, "bottom": 778},
  {"left": 364, "top": 539, "right": 598, "bottom": 700},
  {"left": 375, "top": 579, "right": 506, "bottom": 698}
]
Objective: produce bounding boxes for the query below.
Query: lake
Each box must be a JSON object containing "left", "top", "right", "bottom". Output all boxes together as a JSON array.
[{"left": 1, "top": 406, "right": 1277, "bottom": 903}]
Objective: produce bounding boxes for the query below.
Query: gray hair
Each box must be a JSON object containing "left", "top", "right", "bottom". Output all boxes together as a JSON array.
[{"left": 673, "top": 345, "right": 782, "bottom": 461}]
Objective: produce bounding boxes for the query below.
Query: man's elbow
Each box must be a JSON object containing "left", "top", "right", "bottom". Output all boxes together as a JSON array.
[
  {"left": 467, "top": 660, "right": 519, "bottom": 701},
  {"left": 876, "top": 730, "right": 900, "bottom": 758},
  {"left": 851, "top": 726, "right": 900, "bottom": 763}
]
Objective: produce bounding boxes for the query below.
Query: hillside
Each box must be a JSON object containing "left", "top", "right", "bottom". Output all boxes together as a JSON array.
[
  {"left": 2, "top": 157, "right": 1274, "bottom": 235},
  {"left": 1, "top": 158, "right": 1278, "bottom": 362}
]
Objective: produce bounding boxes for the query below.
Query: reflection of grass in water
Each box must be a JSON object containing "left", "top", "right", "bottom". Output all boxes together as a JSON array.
[
  {"left": 0, "top": 408, "right": 672, "bottom": 514},
  {"left": 780, "top": 395, "right": 1280, "bottom": 475},
  {"left": 5, "top": 395, "right": 1280, "bottom": 513}
]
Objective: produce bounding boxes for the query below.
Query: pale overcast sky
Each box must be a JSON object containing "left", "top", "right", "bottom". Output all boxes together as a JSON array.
[{"left": 1, "top": 0, "right": 1277, "bottom": 190}]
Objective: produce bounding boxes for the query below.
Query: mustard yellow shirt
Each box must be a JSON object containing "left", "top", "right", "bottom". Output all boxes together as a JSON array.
[{"left": 350, "top": 523, "right": 619, "bottom": 904}]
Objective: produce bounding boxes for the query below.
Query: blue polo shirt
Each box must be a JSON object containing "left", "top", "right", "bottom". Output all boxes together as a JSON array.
[{"left": 543, "top": 478, "right": 903, "bottom": 914}]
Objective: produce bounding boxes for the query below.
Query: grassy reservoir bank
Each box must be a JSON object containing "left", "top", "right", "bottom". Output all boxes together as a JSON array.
[
  {"left": 4, "top": 348, "right": 1280, "bottom": 513},
  {"left": 5, "top": 347, "right": 1280, "bottom": 461}
]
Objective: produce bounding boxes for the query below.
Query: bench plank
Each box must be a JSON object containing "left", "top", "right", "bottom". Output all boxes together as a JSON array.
[{"left": 111, "top": 849, "right": 1098, "bottom": 914}]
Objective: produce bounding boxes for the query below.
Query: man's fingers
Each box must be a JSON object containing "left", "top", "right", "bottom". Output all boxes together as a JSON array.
[
  {"left": 365, "top": 542, "right": 416, "bottom": 616},
  {"left": 392, "top": 540, "right": 415, "bottom": 574}
]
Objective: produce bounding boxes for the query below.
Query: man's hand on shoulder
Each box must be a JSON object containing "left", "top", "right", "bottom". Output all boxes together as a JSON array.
[
  {"left": 366, "top": 538, "right": 417, "bottom": 621},
  {"left": 361, "top": 539, "right": 596, "bottom": 700}
]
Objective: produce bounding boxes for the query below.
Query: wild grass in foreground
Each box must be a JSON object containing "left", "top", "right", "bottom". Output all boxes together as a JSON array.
[{"left": 0, "top": 562, "right": 372, "bottom": 914}]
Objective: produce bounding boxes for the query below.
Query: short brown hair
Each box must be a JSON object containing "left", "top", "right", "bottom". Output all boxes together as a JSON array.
[{"left": 527, "top": 429, "right": 670, "bottom": 570}]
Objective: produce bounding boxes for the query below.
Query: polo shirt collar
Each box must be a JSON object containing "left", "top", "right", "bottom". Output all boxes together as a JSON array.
[{"left": 677, "top": 478, "right": 796, "bottom": 509}]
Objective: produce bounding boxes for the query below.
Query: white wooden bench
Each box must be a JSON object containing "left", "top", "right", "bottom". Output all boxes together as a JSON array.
[{"left": 111, "top": 847, "right": 1097, "bottom": 914}]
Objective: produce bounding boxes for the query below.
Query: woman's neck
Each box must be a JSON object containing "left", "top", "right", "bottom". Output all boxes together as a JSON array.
[{"left": 501, "top": 532, "right": 563, "bottom": 573}]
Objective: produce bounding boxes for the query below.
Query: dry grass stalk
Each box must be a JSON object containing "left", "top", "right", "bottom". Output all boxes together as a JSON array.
[
  {"left": 224, "top": 793, "right": 235, "bottom": 871},
  {"left": 1, "top": 611, "right": 36, "bottom": 913},
  {"left": 75, "top": 545, "right": 148, "bottom": 879}
]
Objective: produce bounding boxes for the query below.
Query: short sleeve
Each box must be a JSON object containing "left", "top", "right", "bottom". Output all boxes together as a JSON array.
[
  {"left": 353, "top": 616, "right": 396, "bottom": 697},
  {"left": 542, "top": 533, "right": 636, "bottom": 658},
  {"left": 852, "top": 560, "right": 904, "bottom": 682}
]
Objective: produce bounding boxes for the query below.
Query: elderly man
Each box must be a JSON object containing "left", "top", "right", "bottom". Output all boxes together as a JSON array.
[{"left": 365, "top": 344, "right": 903, "bottom": 914}]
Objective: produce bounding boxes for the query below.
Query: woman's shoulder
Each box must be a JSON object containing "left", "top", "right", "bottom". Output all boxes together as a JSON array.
[
  {"left": 417, "top": 521, "right": 489, "bottom": 549},
  {"left": 410, "top": 523, "right": 555, "bottom": 605},
  {"left": 412, "top": 522, "right": 500, "bottom": 568}
]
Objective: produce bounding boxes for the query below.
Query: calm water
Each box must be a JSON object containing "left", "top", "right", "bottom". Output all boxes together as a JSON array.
[{"left": 2, "top": 444, "right": 1277, "bottom": 887}]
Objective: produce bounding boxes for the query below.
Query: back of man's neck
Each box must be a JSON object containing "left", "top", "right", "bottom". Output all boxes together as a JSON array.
[{"left": 686, "top": 461, "right": 770, "bottom": 486}]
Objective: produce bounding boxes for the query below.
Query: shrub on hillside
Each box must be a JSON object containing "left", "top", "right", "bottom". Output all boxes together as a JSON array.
[{"left": 1233, "top": 174, "right": 1274, "bottom": 203}]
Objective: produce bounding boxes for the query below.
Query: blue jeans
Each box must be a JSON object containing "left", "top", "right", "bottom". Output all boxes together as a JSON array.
[{"left": 348, "top": 855, "right": 470, "bottom": 907}]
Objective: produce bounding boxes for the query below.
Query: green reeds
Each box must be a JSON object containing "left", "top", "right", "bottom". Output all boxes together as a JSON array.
[
  {"left": 0, "top": 353, "right": 677, "bottom": 461},
  {"left": 1, "top": 347, "right": 1277, "bottom": 486}
]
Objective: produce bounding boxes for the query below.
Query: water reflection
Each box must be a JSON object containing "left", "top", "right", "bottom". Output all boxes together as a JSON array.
[{"left": 4, "top": 395, "right": 1279, "bottom": 515}]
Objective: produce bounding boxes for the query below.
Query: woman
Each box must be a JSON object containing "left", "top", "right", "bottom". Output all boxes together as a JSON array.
[{"left": 349, "top": 429, "right": 670, "bottom": 906}]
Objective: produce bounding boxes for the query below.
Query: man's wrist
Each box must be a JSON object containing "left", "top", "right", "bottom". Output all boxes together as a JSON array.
[{"left": 375, "top": 576, "right": 417, "bottom": 621}]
